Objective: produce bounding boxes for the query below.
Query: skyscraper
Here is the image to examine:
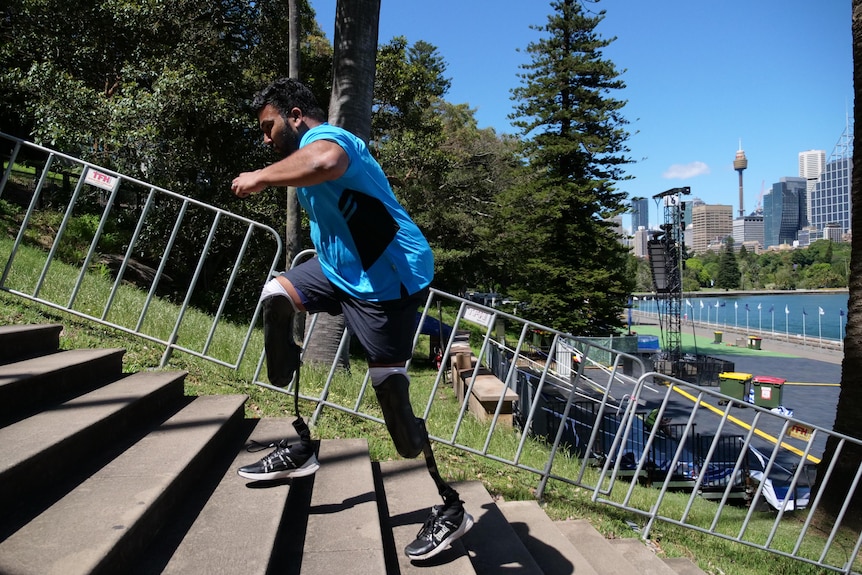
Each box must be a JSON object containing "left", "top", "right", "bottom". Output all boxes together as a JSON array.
[
  {"left": 732, "top": 215, "right": 764, "bottom": 251},
  {"left": 630, "top": 197, "right": 649, "bottom": 233},
  {"left": 691, "top": 204, "right": 732, "bottom": 254},
  {"left": 799, "top": 149, "right": 826, "bottom": 223},
  {"left": 633, "top": 226, "right": 649, "bottom": 258},
  {"left": 808, "top": 124, "right": 852, "bottom": 237},
  {"left": 763, "top": 177, "right": 807, "bottom": 248},
  {"left": 799, "top": 149, "right": 826, "bottom": 180}
]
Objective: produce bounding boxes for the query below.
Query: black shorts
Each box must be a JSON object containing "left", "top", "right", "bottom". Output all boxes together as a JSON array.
[{"left": 281, "top": 258, "right": 427, "bottom": 364}]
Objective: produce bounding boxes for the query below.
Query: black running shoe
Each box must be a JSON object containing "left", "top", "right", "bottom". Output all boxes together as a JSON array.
[
  {"left": 405, "top": 502, "right": 473, "bottom": 561},
  {"left": 237, "top": 438, "right": 320, "bottom": 481}
]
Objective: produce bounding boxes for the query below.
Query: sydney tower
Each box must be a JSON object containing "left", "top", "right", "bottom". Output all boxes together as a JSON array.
[{"left": 733, "top": 143, "right": 748, "bottom": 218}]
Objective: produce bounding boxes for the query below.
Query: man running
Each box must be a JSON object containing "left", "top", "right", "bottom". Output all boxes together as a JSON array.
[{"left": 232, "top": 78, "right": 472, "bottom": 560}]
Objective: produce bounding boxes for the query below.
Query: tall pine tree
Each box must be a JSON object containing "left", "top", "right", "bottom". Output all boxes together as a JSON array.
[
  {"left": 499, "top": 0, "right": 633, "bottom": 335},
  {"left": 715, "top": 237, "right": 741, "bottom": 290}
]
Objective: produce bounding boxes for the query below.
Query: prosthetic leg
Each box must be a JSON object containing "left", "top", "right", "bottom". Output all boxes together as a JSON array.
[
  {"left": 374, "top": 371, "right": 472, "bottom": 560},
  {"left": 261, "top": 285, "right": 303, "bottom": 391},
  {"left": 237, "top": 280, "right": 318, "bottom": 480},
  {"left": 373, "top": 371, "right": 460, "bottom": 505}
]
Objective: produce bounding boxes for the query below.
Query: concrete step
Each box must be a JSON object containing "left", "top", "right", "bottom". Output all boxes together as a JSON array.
[
  {"left": 454, "top": 477, "right": 544, "bottom": 575},
  {"left": 0, "top": 347, "right": 126, "bottom": 421},
  {"left": 607, "top": 538, "right": 680, "bottom": 575},
  {"left": 497, "top": 500, "right": 600, "bottom": 575},
  {"left": 555, "top": 519, "right": 637, "bottom": 575},
  {"left": 302, "top": 438, "right": 385, "bottom": 575},
  {"left": 154, "top": 418, "right": 302, "bottom": 575},
  {"left": 0, "top": 323, "right": 62, "bottom": 363},
  {"left": 0, "top": 323, "right": 712, "bottom": 575},
  {"left": 662, "top": 557, "right": 709, "bottom": 575},
  {"left": 0, "top": 369, "right": 187, "bottom": 514},
  {"left": 0, "top": 393, "right": 247, "bottom": 575},
  {"left": 379, "top": 459, "right": 476, "bottom": 575}
]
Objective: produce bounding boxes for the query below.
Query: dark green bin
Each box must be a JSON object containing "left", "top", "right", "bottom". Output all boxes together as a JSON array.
[
  {"left": 718, "top": 372, "right": 752, "bottom": 401},
  {"left": 752, "top": 376, "right": 785, "bottom": 409}
]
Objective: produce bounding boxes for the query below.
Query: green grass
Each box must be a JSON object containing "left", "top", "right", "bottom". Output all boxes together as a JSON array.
[
  {"left": 2, "top": 161, "right": 69, "bottom": 185},
  {"left": 0, "top": 239, "right": 858, "bottom": 575}
]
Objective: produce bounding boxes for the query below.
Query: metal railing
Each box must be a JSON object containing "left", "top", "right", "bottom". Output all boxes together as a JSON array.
[
  {"left": 2, "top": 133, "right": 861, "bottom": 574},
  {"left": 1, "top": 131, "right": 282, "bottom": 369}
]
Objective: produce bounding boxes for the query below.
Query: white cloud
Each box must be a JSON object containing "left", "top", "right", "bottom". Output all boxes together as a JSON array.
[{"left": 662, "top": 161, "right": 710, "bottom": 179}]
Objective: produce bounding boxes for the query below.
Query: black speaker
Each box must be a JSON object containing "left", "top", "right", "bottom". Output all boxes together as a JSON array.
[{"left": 648, "top": 240, "right": 678, "bottom": 293}]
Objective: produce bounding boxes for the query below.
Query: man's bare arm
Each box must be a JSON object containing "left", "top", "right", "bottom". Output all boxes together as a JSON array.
[{"left": 232, "top": 140, "right": 349, "bottom": 197}]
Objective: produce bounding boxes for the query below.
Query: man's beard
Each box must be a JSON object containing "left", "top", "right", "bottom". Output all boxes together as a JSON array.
[{"left": 276, "top": 125, "right": 299, "bottom": 158}]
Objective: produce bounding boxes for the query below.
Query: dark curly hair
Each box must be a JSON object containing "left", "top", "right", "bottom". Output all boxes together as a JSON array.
[{"left": 252, "top": 78, "right": 326, "bottom": 122}]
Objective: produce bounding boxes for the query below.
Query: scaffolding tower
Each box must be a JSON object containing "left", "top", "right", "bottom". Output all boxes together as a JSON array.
[{"left": 648, "top": 187, "right": 689, "bottom": 378}]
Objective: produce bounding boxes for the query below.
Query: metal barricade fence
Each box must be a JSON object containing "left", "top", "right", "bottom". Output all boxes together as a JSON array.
[
  {"left": 281, "top": 286, "right": 862, "bottom": 574},
  {"left": 591, "top": 371, "right": 862, "bottom": 574},
  {"left": 0, "top": 131, "right": 282, "bottom": 369}
]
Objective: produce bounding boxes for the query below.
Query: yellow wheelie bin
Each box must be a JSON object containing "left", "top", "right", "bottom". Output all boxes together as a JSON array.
[{"left": 718, "top": 372, "right": 752, "bottom": 403}]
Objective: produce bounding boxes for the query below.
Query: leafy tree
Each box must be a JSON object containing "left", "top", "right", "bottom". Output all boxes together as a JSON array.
[
  {"left": 823, "top": 239, "right": 834, "bottom": 264},
  {"left": 0, "top": 0, "right": 331, "bottom": 318},
  {"left": 715, "top": 238, "right": 740, "bottom": 290},
  {"left": 372, "top": 37, "right": 451, "bottom": 142},
  {"left": 682, "top": 258, "right": 704, "bottom": 290},
  {"left": 498, "top": 0, "right": 633, "bottom": 335},
  {"left": 800, "top": 263, "right": 843, "bottom": 289},
  {"left": 371, "top": 37, "right": 451, "bottom": 229},
  {"left": 633, "top": 256, "right": 654, "bottom": 292},
  {"left": 790, "top": 246, "right": 815, "bottom": 267},
  {"left": 772, "top": 267, "right": 796, "bottom": 290},
  {"left": 423, "top": 103, "right": 522, "bottom": 292},
  {"left": 370, "top": 37, "right": 522, "bottom": 293}
]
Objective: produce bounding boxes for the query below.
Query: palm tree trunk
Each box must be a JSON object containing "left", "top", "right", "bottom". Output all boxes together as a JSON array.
[
  {"left": 285, "top": 0, "right": 303, "bottom": 267},
  {"left": 301, "top": 0, "right": 380, "bottom": 370},
  {"left": 814, "top": 0, "right": 862, "bottom": 524}
]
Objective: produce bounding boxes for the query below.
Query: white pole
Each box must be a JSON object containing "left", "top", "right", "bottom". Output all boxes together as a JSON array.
[
  {"left": 758, "top": 304, "right": 762, "bottom": 334},
  {"left": 818, "top": 309, "right": 823, "bottom": 346}
]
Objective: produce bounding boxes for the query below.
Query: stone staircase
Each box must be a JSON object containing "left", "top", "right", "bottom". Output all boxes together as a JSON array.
[{"left": 0, "top": 323, "right": 708, "bottom": 575}]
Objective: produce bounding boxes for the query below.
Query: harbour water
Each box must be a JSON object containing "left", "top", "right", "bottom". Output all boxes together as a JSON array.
[{"left": 632, "top": 290, "right": 849, "bottom": 343}]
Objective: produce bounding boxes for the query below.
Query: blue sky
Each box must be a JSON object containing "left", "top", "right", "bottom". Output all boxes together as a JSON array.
[{"left": 309, "top": 0, "right": 852, "bottom": 229}]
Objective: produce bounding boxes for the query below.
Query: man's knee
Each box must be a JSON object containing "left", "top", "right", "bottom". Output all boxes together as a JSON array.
[{"left": 371, "top": 368, "right": 427, "bottom": 459}]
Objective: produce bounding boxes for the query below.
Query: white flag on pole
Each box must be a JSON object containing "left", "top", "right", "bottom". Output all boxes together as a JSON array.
[{"left": 819, "top": 306, "right": 825, "bottom": 315}]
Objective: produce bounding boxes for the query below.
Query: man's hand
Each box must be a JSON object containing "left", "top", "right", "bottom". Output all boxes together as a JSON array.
[{"left": 232, "top": 170, "right": 266, "bottom": 198}]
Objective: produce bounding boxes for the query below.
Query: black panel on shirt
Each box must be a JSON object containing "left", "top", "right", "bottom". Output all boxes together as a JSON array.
[{"left": 338, "top": 189, "right": 400, "bottom": 270}]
